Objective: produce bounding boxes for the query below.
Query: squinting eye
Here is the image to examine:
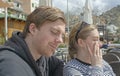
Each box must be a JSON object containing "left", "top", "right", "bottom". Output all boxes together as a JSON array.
[
  {"left": 51, "top": 30, "right": 59, "bottom": 35},
  {"left": 94, "top": 39, "right": 98, "bottom": 41},
  {"left": 93, "top": 38, "right": 99, "bottom": 41}
]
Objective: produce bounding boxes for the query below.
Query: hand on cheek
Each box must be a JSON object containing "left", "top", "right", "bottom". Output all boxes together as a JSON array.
[{"left": 87, "top": 42, "right": 102, "bottom": 67}]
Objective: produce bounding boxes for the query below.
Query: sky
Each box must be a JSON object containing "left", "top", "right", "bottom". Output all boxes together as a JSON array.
[{"left": 52, "top": 0, "right": 120, "bottom": 15}]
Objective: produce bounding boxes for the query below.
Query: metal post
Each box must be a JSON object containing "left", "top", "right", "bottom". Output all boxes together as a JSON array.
[
  {"left": 67, "top": 0, "right": 69, "bottom": 34},
  {"left": 5, "top": 7, "right": 8, "bottom": 40},
  {"left": 51, "top": 0, "right": 52, "bottom": 7}
]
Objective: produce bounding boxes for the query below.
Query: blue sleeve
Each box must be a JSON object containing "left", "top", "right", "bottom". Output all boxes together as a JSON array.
[
  {"left": 103, "top": 61, "right": 116, "bottom": 76},
  {"left": 88, "top": 61, "right": 116, "bottom": 76},
  {"left": 88, "top": 66, "right": 104, "bottom": 76},
  {"left": 63, "top": 62, "right": 116, "bottom": 76},
  {"left": 63, "top": 66, "right": 83, "bottom": 76}
]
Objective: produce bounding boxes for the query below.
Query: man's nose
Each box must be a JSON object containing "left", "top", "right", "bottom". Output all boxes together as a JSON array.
[{"left": 56, "top": 35, "right": 63, "bottom": 43}]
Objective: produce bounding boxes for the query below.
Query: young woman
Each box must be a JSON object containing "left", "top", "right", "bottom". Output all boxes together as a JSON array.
[{"left": 63, "top": 21, "right": 115, "bottom": 76}]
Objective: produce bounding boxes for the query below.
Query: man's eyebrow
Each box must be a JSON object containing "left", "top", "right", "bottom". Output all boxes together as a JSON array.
[{"left": 51, "top": 27, "right": 65, "bottom": 34}]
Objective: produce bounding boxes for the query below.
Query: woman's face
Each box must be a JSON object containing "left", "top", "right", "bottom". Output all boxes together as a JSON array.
[{"left": 83, "top": 29, "right": 101, "bottom": 53}]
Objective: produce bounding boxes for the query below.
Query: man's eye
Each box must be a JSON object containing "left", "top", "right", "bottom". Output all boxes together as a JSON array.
[{"left": 52, "top": 30, "right": 58, "bottom": 35}]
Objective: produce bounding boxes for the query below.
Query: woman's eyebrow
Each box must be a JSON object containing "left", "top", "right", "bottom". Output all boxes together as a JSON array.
[{"left": 93, "top": 36, "right": 99, "bottom": 39}]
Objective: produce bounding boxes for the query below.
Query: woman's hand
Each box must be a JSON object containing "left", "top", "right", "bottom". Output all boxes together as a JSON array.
[{"left": 86, "top": 42, "right": 103, "bottom": 67}]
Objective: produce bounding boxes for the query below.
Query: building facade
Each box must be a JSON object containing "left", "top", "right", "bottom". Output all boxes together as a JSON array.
[
  {"left": 0, "top": 0, "right": 55, "bottom": 44},
  {"left": 0, "top": 0, "right": 38, "bottom": 44},
  {"left": 39, "top": 0, "right": 52, "bottom": 7}
]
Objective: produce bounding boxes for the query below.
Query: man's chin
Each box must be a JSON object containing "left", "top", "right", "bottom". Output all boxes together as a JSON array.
[{"left": 45, "top": 52, "right": 54, "bottom": 57}]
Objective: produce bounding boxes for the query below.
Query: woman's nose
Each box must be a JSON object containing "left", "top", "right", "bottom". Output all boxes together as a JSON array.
[{"left": 99, "top": 41, "right": 103, "bottom": 48}]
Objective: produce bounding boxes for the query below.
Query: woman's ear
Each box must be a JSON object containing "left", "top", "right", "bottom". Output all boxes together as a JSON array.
[{"left": 77, "top": 38, "right": 84, "bottom": 47}]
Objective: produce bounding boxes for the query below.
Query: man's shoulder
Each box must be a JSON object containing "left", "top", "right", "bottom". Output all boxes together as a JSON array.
[
  {"left": 0, "top": 45, "right": 15, "bottom": 59},
  {"left": 0, "top": 47, "right": 23, "bottom": 67},
  {"left": 0, "top": 46, "right": 35, "bottom": 76},
  {"left": 0, "top": 45, "right": 17, "bottom": 60},
  {"left": 0, "top": 45, "right": 14, "bottom": 52},
  {"left": 0, "top": 45, "right": 28, "bottom": 67}
]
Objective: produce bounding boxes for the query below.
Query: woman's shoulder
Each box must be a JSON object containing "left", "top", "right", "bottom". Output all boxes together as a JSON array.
[
  {"left": 63, "top": 59, "right": 84, "bottom": 76},
  {"left": 64, "top": 58, "right": 85, "bottom": 70}
]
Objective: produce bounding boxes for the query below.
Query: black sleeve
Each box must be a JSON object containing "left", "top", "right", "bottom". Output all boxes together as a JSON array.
[{"left": 48, "top": 56, "right": 64, "bottom": 76}]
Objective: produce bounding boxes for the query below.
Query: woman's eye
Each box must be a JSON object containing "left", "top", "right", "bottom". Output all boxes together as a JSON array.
[{"left": 93, "top": 39, "right": 99, "bottom": 41}]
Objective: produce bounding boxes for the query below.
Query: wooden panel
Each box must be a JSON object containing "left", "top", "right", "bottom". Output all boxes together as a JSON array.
[{"left": 0, "top": 18, "right": 25, "bottom": 38}]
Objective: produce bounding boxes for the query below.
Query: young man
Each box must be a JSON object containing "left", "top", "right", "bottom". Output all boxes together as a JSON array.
[{"left": 0, "top": 6, "right": 66, "bottom": 76}]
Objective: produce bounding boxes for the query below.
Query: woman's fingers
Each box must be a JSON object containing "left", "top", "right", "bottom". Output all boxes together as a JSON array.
[
  {"left": 96, "top": 42, "right": 102, "bottom": 59},
  {"left": 99, "top": 49, "right": 103, "bottom": 59},
  {"left": 87, "top": 41, "right": 102, "bottom": 67},
  {"left": 86, "top": 43, "right": 92, "bottom": 56},
  {"left": 94, "top": 42, "right": 97, "bottom": 55}
]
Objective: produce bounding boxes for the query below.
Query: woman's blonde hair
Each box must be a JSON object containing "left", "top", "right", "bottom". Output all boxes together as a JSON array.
[{"left": 69, "top": 21, "right": 97, "bottom": 59}]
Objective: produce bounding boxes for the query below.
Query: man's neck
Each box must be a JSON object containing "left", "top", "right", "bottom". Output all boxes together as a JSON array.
[{"left": 25, "top": 36, "right": 41, "bottom": 61}]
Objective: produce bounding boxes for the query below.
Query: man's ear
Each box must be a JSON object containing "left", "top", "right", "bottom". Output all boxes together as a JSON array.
[
  {"left": 29, "top": 23, "right": 37, "bottom": 35},
  {"left": 77, "top": 38, "right": 84, "bottom": 47}
]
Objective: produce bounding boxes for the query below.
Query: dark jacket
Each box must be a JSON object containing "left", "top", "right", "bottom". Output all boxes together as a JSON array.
[
  {"left": 0, "top": 31, "right": 64, "bottom": 76},
  {"left": 49, "top": 56, "right": 64, "bottom": 76}
]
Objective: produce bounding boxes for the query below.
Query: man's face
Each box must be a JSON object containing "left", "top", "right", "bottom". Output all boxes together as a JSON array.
[{"left": 31, "top": 19, "right": 65, "bottom": 57}]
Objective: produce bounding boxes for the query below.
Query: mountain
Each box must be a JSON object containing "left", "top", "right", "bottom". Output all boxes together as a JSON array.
[{"left": 100, "top": 5, "right": 120, "bottom": 27}]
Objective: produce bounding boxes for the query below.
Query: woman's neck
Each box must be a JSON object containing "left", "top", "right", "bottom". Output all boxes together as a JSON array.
[
  {"left": 76, "top": 50, "right": 91, "bottom": 64},
  {"left": 25, "top": 36, "right": 41, "bottom": 61}
]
